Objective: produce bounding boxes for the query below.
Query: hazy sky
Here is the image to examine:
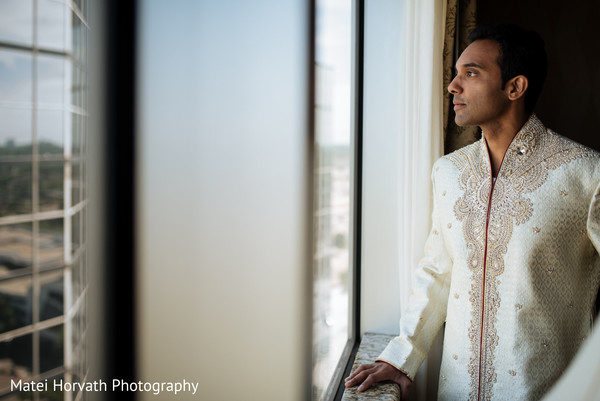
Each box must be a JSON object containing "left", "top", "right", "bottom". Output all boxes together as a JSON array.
[
  {"left": 316, "top": 0, "right": 352, "bottom": 146},
  {"left": 0, "top": 0, "right": 71, "bottom": 148}
]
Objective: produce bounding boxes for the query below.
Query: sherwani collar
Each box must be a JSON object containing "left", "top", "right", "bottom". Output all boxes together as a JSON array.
[{"left": 479, "top": 113, "right": 546, "bottom": 180}]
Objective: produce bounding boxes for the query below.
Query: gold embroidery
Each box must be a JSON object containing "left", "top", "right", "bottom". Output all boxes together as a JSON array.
[
  {"left": 515, "top": 303, "right": 523, "bottom": 310},
  {"left": 532, "top": 227, "right": 540, "bottom": 233},
  {"left": 509, "top": 370, "right": 517, "bottom": 376},
  {"left": 447, "top": 114, "right": 597, "bottom": 401},
  {"left": 559, "top": 190, "right": 568, "bottom": 196}
]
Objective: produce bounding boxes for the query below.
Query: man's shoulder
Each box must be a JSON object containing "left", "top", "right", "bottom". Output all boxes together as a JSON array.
[
  {"left": 539, "top": 128, "right": 600, "bottom": 173},
  {"left": 433, "top": 138, "right": 482, "bottom": 173},
  {"left": 544, "top": 128, "right": 600, "bottom": 158}
]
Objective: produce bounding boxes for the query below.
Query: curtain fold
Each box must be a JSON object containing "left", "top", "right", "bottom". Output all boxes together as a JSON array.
[
  {"left": 395, "top": 0, "right": 445, "bottom": 399},
  {"left": 395, "top": 0, "right": 475, "bottom": 399},
  {"left": 443, "top": 0, "right": 478, "bottom": 153}
]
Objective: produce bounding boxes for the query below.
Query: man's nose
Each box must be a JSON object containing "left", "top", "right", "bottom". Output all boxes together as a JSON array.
[{"left": 448, "top": 76, "right": 461, "bottom": 94}]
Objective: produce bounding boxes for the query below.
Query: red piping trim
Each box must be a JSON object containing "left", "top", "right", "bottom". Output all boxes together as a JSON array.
[{"left": 477, "top": 138, "right": 511, "bottom": 400}]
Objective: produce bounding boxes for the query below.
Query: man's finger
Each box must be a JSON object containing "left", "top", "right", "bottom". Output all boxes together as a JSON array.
[
  {"left": 357, "top": 373, "right": 378, "bottom": 393},
  {"left": 345, "top": 363, "right": 374, "bottom": 382},
  {"left": 345, "top": 365, "right": 382, "bottom": 388},
  {"left": 344, "top": 369, "right": 370, "bottom": 387}
]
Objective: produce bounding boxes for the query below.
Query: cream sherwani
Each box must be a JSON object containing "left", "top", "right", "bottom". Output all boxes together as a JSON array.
[{"left": 377, "top": 114, "right": 600, "bottom": 400}]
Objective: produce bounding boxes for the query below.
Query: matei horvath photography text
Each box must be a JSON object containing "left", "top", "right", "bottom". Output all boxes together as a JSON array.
[{"left": 11, "top": 378, "right": 199, "bottom": 395}]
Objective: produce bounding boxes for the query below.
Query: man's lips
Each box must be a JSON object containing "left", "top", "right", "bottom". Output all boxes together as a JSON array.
[{"left": 453, "top": 97, "right": 466, "bottom": 110}]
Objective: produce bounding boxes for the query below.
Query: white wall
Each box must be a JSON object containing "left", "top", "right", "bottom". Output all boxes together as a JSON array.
[
  {"left": 360, "top": 0, "right": 404, "bottom": 336},
  {"left": 136, "top": 2, "right": 312, "bottom": 400}
]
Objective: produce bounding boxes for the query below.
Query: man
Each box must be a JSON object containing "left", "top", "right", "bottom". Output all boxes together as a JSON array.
[{"left": 345, "top": 24, "right": 600, "bottom": 400}]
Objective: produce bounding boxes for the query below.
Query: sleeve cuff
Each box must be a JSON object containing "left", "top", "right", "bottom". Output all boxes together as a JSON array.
[{"left": 376, "top": 336, "right": 427, "bottom": 381}]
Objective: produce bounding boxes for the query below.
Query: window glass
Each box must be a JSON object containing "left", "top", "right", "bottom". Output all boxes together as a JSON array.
[
  {"left": 72, "top": 308, "right": 80, "bottom": 356},
  {"left": 81, "top": 207, "right": 87, "bottom": 245},
  {"left": 37, "top": 0, "right": 66, "bottom": 51},
  {"left": 0, "top": 0, "right": 33, "bottom": 46},
  {"left": 81, "top": 68, "right": 87, "bottom": 111},
  {"left": 0, "top": 108, "right": 32, "bottom": 154},
  {"left": 0, "top": 162, "right": 32, "bottom": 217},
  {"left": 72, "top": 257, "right": 81, "bottom": 303},
  {"left": 72, "top": 113, "right": 81, "bottom": 156},
  {"left": 37, "top": 109, "right": 64, "bottom": 154},
  {"left": 81, "top": 249, "right": 87, "bottom": 288},
  {"left": 39, "top": 161, "right": 64, "bottom": 212},
  {"left": 38, "top": 218, "right": 64, "bottom": 268},
  {"left": 0, "top": 333, "right": 32, "bottom": 392},
  {"left": 72, "top": 11, "right": 83, "bottom": 64},
  {"left": 72, "top": 64, "right": 82, "bottom": 109},
  {"left": 74, "top": 309, "right": 81, "bottom": 351},
  {"left": 39, "top": 271, "right": 63, "bottom": 321},
  {"left": 64, "top": 60, "right": 72, "bottom": 107},
  {"left": 313, "top": 0, "right": 354, "bottom": 399},
  {"left": 0, "top": 0, "right": 87, "bottom": 392},
  {"left": 0, "top": 49, "right": 32, "bottom": 104},
  {"left": 0, "top": 276, "right": 33, "bottom": 332},
  {"left": 71, "top": 211, "right": 81, "bottom": 255},
  {"left": 39, "top": 324, "right": 63, "bottom": 373},
  {"left": 72, "top": 161, "right": 81, "bottom": 205},
  {"left": 0, "top": 223, "right": 33, "bottom": 278},
  {"left": 40, "top": 374, "right": 65, "bottom": 401},
  {"left": 38, "top": 54, "right": 65, "bottom": 105}
]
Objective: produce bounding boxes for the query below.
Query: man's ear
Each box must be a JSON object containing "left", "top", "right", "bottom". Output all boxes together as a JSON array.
[{"left": 506, "top": 75, "right": 529, "bottom": 101}]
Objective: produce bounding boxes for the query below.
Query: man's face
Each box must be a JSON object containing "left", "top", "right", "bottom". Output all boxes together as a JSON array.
[{"left": 448, "top": 39, "right": 510, "bottom": 127}]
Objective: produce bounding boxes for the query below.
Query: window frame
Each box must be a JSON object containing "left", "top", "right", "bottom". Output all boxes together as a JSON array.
[{"left": 312, "top": 0, "right": 365, "bottom": 399}]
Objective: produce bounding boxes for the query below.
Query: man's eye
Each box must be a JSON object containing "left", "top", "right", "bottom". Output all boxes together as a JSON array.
[{"left": 466, "top": 71, "right": 475, "bottom": 77}]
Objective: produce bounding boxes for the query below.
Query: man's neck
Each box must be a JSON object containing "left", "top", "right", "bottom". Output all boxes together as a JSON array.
[{"left": 481, "top": 111, "right": 530, "bottom": 176}]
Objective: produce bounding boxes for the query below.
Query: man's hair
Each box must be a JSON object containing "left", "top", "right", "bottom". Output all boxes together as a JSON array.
[{"left": 468, "top": 23, "right": 548, "bottom": 113}]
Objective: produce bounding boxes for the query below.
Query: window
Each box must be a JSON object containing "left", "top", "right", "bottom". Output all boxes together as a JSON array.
[
  {"left": 313, "top": 0, "right": 361, "bottom": 399},
  {"left": 0, "top": 0, "right": 89, "bottom": 399}
]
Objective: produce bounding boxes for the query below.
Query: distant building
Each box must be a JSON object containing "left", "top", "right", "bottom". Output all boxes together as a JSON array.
[{"left": 0, "top": 2, "right": 88, "bottom": 400}]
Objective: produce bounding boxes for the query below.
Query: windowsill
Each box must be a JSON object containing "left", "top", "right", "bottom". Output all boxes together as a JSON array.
[{"left": 341, "top": 333, "right": 401, "bottom": 401}]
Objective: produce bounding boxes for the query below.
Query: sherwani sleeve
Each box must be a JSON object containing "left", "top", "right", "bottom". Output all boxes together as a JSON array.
[
  {"left": 376, "top": 162, "right": 453, "bottom": 381},
  {"left": 587, "top": 182, "right": 600, "bottom": 254}
]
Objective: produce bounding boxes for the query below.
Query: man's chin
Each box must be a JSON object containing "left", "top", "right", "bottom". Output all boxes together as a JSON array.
[
  {"left": 454, "top": 114, "right": 476, "bottom": 128},
  {"left": 454, "top": 117, "right": 468, "bottom": 127}
]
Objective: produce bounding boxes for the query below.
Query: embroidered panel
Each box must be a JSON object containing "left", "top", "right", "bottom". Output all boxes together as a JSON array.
[{"left": 446, "top": 115, "right": 598, "bottom": 401}]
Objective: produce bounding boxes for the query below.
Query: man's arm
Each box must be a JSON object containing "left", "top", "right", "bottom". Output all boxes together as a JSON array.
[{"left": 345, "top": 160, "right": 454, "bottom": 394}]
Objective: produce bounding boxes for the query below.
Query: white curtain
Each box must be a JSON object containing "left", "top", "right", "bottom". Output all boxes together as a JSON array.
[{"left": 396, "top": 0, "right": 447, "bottom": 399}]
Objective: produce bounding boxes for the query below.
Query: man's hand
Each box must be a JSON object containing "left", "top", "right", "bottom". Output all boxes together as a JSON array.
[{"left": 344, "top": 361, "right": 411, "bottom": 398}]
